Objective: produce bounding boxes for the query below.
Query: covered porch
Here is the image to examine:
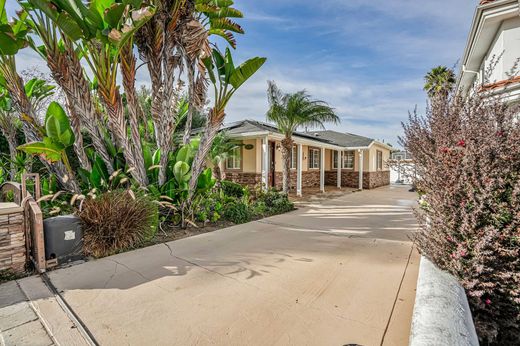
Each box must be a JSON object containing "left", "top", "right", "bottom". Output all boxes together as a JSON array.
[{"left": 220, "top": 121, "right": 371, "bottom": 196}]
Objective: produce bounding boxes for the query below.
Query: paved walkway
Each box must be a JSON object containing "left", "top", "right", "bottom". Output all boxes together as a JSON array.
[
  {"left": 43, "top": 185, "right": 419, "bottom": 346},
  {"left": 0, "top": 276, "right": 89, "bottom": 346}
]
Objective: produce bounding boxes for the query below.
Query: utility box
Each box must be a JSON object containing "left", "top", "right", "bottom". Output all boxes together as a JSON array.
[{"left": 44, "top": 215, "right": 83, "bottom": 264}]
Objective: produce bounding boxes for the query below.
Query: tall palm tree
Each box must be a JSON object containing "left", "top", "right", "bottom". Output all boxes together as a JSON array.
[
  {"left": 266, "top": 81, "right": 340, "bottom": 194},
  {"left": 424, "top": 66, "right": 456, "bottom": 98}
]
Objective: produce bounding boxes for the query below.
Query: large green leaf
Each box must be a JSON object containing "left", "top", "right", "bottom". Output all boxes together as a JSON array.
[
  {"left": 0, "top": 32, "right": 20, "bottom": 55},
  {"left": 176, "top": 145, "right": 193, "bottom": 163},
  {"left": 17, "top": 139, "right": 64, "bottom": 162},
  {"left": 45, "top": 114, "right": 61, "bottom": 139},
  {"left": 203, "top": 56, "right": 216, "bottom": 84},
  {"left": 212, "top": 49, "right": 226, "bottom": 79},
  {"left": 103, "top": 3, "right": 125, "bottom": 28},
  {"left": 173, "top": 161, "right": 191, "bottom": 184},
  {"left": 229, "top": 57, "right": 266, "bottom": 90},
  {"left": 56, "top": 12, "right": 84, "bottom": 40}
]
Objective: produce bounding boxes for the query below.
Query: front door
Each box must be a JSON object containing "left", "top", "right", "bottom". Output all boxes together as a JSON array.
[{"left": 268, "top": 141, "right": 276, "bottom": 188}]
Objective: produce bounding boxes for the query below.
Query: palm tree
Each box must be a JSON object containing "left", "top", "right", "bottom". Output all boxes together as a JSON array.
[
  {"left": 424, "top": 66, "right": 456, "bottom": 98},
  {"left": 266, "top": 81, "right": 340, "bottom": 194}
]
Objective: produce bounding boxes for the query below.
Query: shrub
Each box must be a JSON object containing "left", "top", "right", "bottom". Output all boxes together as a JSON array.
[
  {"left": 80, "top": 190, "right": 158, "bottom": 258},
  {"left": 402, "top": 91, "right": 520, "bottom": 344},
  {"left": 221, "top": 180, "right": 244, "bottom": 198},
  {"left": 223, "top": 201, "right": 251, "bottom": 224},
  {"left": 254, "top": 189, "right": 294, "bottom": 215}
]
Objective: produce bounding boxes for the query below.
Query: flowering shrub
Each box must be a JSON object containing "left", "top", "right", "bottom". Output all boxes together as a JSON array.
[{"left": 402, "top": 92, "right": 520, "bottom": 344}]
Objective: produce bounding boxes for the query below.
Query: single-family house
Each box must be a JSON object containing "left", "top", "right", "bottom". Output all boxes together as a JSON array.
[
  {"left": 457, "top": 0, "right": 520, "bottom": 103},
  {"left": 219, "top": 120, "right": 393, "bottom": 195}
]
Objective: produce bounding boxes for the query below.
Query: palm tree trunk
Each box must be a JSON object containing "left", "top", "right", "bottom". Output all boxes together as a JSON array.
[
  {"left": 6, "top": 133, "right": 17, "bottom": 181},
  {"left": 65, "top": 99, "right": 91, "bottom": 171},
  {"left": 120, "top": 43, "right": 148, "bottom": 186},
  {"left": 99, "top": 89, "right": 148, "bottom": 187},
  {"left": 214, "top": 163, "right": 222, "bottom": 182},
  {"left": 1, "top": 58, "right": 80, "bottom": 192},
  {"left": 183, "top": 62, "right": 196, "bottom": 145},
  {"left": 281, "top": 136, "right": 293, "bottom": 194},
  {"left": 188, "top": 110, "right": 222, "bottom": 197},
  {"left": 48, "top": 38, "right": 113, "bottom": 172}
]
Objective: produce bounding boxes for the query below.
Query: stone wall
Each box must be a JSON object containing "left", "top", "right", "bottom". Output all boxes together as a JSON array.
[
  {"left": 273, "top": 171, "right": 319, "bottom": 190},
  {"left": 325, "top": 170, "right": 390, "bottom": 189},
  {"left": 223, "top": 172, "right": 262, "bottom": 188},
  {"left": 225, "top": 171, "right": 321, "bottom": 190},
  {"left": 365, "top": 171, "right": 390, "bottom": 189},
  {"left": 0, "top": 203, "right": 25, "bottom": 273}
]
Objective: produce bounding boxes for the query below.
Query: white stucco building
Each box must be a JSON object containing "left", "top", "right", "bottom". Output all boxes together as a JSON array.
[{"left": 457, "top": 0, "right": 520, "bottom": 103}]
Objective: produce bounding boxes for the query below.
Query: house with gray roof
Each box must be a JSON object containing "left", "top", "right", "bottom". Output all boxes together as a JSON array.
[{"left": 218, "top": 120, "right": 394, "bottom": 195}]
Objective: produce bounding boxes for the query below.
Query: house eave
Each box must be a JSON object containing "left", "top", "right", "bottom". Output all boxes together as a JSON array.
[{"left": 456, "top": 0, "right": 520, "bottom": 93}]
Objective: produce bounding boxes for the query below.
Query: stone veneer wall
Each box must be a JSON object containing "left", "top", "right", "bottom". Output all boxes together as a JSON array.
[
  {"left": 325, "top": 170, "right": 390, "bottom": 189},
  {"left": 223, "top": 172, "right": 262, "bottom": 188},
  {"left": 0, "top": 204, "right": 25, "bottom": 273},
  {"left": 224, "top": 171, "right": 321, "bottom": 190}
]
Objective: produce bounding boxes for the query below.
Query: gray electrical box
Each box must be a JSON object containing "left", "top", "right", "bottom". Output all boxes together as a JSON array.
[{"left": 44, "top": 215, "right": 83, "bottom": 264}]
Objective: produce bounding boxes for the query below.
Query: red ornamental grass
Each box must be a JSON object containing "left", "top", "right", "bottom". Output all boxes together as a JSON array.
[{"left": 401, "top": 92, "right": 520, "bottom": 345}]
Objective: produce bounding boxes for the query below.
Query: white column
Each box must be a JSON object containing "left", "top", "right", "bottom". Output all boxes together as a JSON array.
[
  {"left": 337, "top": 150, "right": 342, "bottom": 189},
  {"left": 358, "top": 149, "right": 364, "bottom": 190},
  {"left": 320, "top": 147, "right": 325, "bottom": 193},
  {"left": 297, "top": 143, "right": 303, "bottom": 197},
  {"left": 261, "top": 136, "right": 268, "bottom": 191}
]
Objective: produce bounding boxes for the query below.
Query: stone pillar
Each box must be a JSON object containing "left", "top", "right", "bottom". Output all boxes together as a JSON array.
[
  {"left": 0, "top": 203, "right": 25, "bottom": 273},
  {"left": 261, "top": 136, "right": 268, "bottom": 191},
  {"left": 320, "top": 147, "right": 325, "bottom": 193},
  {"left": 297, "top": 143, "right": 303, "bottom": 197},
  {"left": 337, "top": 150, "right": 342, "bottom": 189},
  {"left": 358, "top": 150, "right": 364, "bottom": 190}
]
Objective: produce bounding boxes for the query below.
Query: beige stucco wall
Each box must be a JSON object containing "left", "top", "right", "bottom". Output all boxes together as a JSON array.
[
  {"left": 367, "top": 144, "right": 391, "bottom": 172},
  {"left": 241, "top": 139, "right": 257, "bottom": 172},
  {"left": 226, "top": 137, "right": 391, "bottom": 174}
]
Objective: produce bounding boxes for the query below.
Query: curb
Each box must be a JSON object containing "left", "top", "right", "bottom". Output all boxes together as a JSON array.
[{"left": 409, "top": 256, "right": 479, "bottom": 346}]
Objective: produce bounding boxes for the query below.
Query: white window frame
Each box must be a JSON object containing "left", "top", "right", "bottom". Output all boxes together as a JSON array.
[
  {"left": 376, "top": 150, "right": 383, "bottom": 170},
  {"left": 290, "top": 145, "right": 297, "bottom": 170},
  {"left": 332, "top": 150, "right": 355, "bottom": 169},
  {"left": 309, "top": 148, "right": 320, "bottom": 169},
  {"left": 226, "top": 147, "right": 241, "bottom": 170}
]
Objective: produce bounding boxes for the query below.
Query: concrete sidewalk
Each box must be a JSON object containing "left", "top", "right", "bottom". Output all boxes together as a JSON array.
[
  {"left": 0, "top": 276, "right": 89, "bottom": 346},
  {"left": 44, "top": 185, "right": 419, "bottom": 346}
]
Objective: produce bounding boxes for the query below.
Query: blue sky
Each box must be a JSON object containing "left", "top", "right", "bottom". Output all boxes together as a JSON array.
[{"left": 6, "top": 0, "right": 477, "bottom": 146}]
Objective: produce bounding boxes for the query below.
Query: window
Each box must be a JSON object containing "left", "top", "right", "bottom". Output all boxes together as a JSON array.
[
  {"left": 226, "top": 147, "right": 241, "bottom": 169},
  {"left": 309, "top": 148, "right": 320, "bottom": 169},
  {"left": 332, "top": 151, "right": 355, "bottom": 169},
  {"left": 290, "top": 145, "right": 297, "bottom": 169},
  {"left": 376, "top": 150, "right": 383, "bottom": 170}
]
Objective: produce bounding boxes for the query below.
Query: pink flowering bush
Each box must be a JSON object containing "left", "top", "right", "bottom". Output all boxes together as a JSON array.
[{"left": 402, "top": 92, "right": 520, "bottom": 344}]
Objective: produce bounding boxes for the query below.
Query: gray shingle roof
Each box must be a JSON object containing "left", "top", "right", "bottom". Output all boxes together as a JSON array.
[
  {"left": 310, "top": 130, "right": 374, "bottom": 148},
  {"left": 221, "top": 120, "right": 376, "bottom": 148}
]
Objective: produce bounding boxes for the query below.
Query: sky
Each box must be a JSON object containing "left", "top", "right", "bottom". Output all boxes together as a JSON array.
[{"left": 6, "top": 0, "right": 478, "bottom": 147}]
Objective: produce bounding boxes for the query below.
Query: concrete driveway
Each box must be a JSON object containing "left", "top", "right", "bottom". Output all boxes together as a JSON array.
[{"left": 47, "top": 185, "right": 419, "bottom": 346}]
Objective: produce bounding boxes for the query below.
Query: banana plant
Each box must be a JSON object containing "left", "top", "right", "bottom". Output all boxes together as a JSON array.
[
  {"left": 18, "top": 101, "right": 75, "bottom": 175},
  {"left": 196, "top": 0, "right": 244, "bottom": 49},
  {"left": 188, "top": 47, "right": 266, "bottom": 197},
  {"left": 26, "top": 0, "right": 156, "bottom": 186}
]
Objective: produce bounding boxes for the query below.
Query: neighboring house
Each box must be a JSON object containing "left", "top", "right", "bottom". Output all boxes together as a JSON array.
[
  {"left": 457, "top": 0, "right": 520, "bottom": 103},
  {"left": 389, "top": 151, "right": 415, "bottom": 184},
  {"left": 219, "top": 120, "right": 393, "bottom": 195},
  {"left": 391, "top": 151, "right": 413, "bottom": 161}
]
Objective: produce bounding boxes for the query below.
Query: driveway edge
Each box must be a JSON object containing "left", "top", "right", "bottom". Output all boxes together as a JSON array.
[{"left": 409, "top": 256, "right": 479, "bottom": 346}]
